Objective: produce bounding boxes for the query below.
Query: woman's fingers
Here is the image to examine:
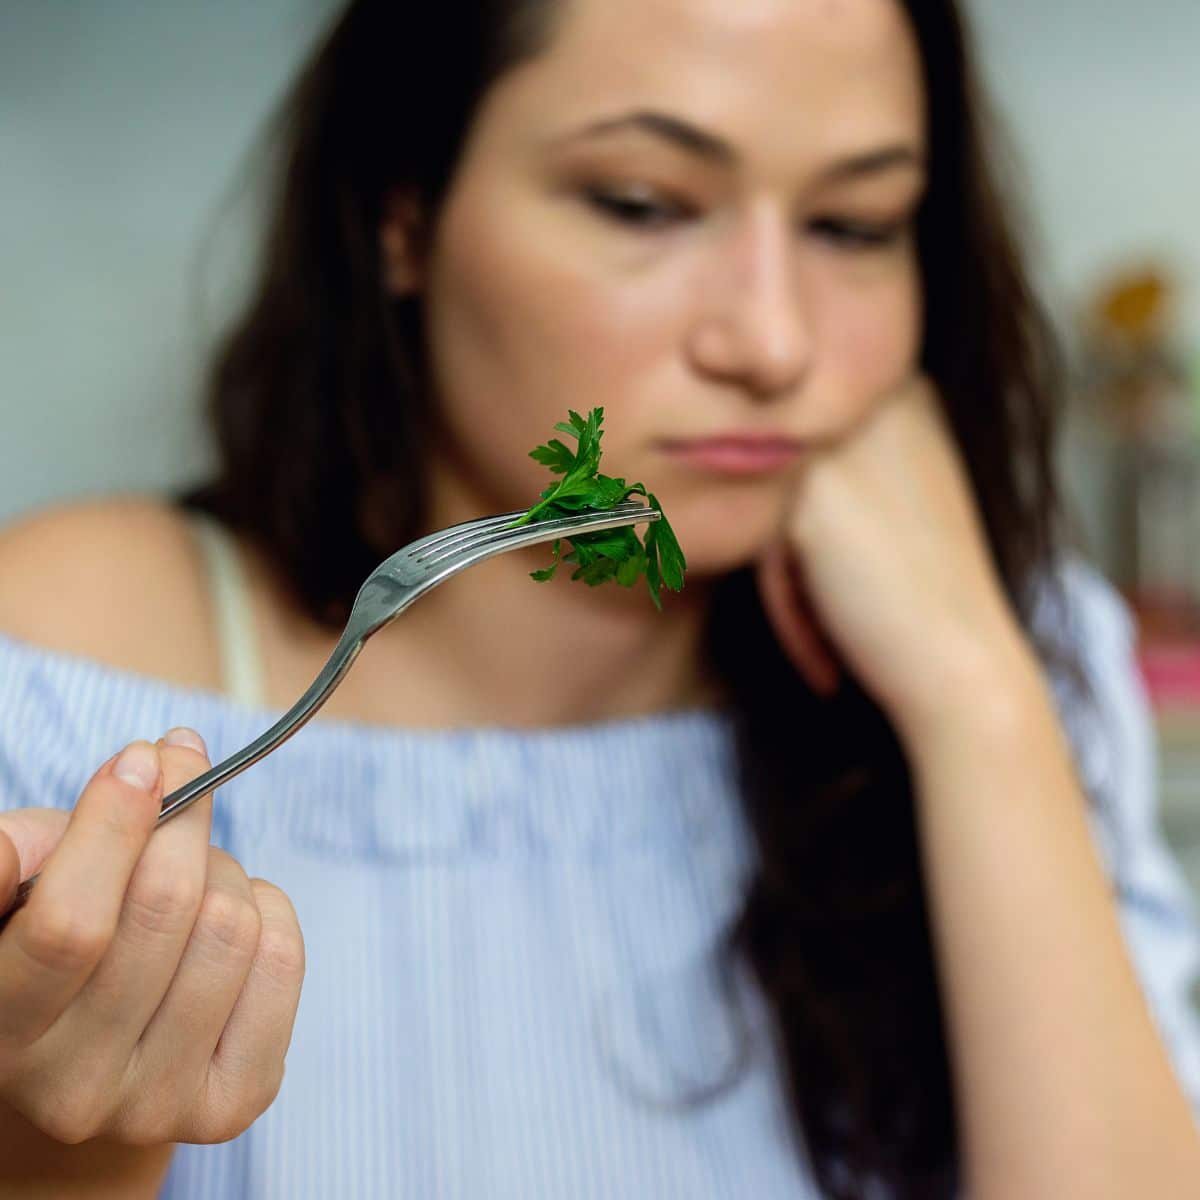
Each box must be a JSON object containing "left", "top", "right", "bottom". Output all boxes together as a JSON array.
[
  {"left": 0, "top": 743, "right": 164, "bottom": 1043},
  {"left": 0, "top": 808, "right": 71, "bottom": 895},
  {"left": 755, "top": 539, "right": 841, "bottom": 697},
  {"left": 124, "top": 862, "right": 305, "bottom": 1146},
  {"left": 0, "top": 727, "right": 304, "bottom": 1147},
  {"left": 0, "top": 827, "right": 18, "bottom": 915},
  {"left": 128, "top": 857, "right": 298, "bottom": 1143},
  {"left": 131, "top": 845, "right": 259, "bottom": 1087},
  {"left": 0, "top": 808, "right": 70, "bottom": 933},
  {"left": 196, "top": 878, "right": 305, "bottom": 1140},
  {"left": 59, "top": 734, "right": 215, "bottom": 1060}
]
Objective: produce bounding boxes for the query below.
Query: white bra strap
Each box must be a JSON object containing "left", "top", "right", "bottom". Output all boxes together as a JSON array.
[{"left": 187, "top": 511, "right": 268, "bottom": 710}]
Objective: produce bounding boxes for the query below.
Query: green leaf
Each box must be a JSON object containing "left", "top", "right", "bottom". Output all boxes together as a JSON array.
[
  {"left": 571, "top": 527, "right": 639, "bottom": 559},
  {"left": 586, "top": 474, "right": 632, "bottom": 508},
  {"left": 647, "top": 494, "right": 686, "bottom": 591},
  {"left": 516, "top": 409, "right": 685, "bottom": 607},
  {"left": 556, "top": 409, "right": 588, "bottom": 438},
  {"left": 571, "top": 557, "right": 620, "bottom": 587},
  {"left": 644, "top": 549, "right": 663, "bottom": 611},
  {"left": 528, "top": 537, "right": 562, "bottom": 582},
  {"left": 529, "top": 439, "right": 576, "bottom": 474},
  {"left": 616, "top": 551, "right": 644, "bottom": 588},
  {"left": 568, "top": 539, "right": 601, "bottom": 567}
]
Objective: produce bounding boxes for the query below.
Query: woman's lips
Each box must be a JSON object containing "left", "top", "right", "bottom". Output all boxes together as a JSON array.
[{"left": 658, "top": 435, "right": 805, "bottom": 475}]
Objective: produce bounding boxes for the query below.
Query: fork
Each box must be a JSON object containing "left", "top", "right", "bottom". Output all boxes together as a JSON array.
[{"left": 0, "top": 500, "right": 658, "bottom": 927}]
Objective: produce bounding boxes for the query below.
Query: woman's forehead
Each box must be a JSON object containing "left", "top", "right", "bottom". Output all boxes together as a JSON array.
[{"left": 485, "top": 0, "right": 926, "bottom": 170}]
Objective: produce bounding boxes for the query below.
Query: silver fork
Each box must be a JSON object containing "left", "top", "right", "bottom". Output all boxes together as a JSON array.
[{"left": 0, "top": 500, "right": 658, "bottom": 926}]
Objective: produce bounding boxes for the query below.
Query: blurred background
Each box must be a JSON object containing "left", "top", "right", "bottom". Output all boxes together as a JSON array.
[{"left": 2, "top": 2, "right": 1199, "bottom": 892}]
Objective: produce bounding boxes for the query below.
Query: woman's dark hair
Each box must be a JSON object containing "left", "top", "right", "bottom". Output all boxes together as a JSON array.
[{"left": 182, "top": 2, "right": 1085, "bottom": 1196}]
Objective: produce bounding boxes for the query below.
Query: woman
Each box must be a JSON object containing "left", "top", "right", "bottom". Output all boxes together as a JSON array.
[{"left": 0, "top": 0, "right": 1197, "bottom": 1196}]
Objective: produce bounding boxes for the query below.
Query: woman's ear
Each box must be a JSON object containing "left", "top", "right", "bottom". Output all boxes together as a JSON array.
[{"left": 379, "top": 188, "right": 426, "bottom": 296}]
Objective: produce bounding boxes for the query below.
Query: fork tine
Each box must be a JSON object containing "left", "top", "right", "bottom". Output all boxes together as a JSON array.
[
  {"left": 403, "top": 510, "right": 526, "bottom": 560},
  {"left": 405, "top": 499, "right": 652, "bottom": 565},
  {"left": 418, "top": 501, "right": 654, "bottom": 569}
]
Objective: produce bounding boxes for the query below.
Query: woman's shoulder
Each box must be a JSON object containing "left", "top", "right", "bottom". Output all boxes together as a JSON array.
[
  {"left": 1030, "top": 552, "right": 1136, "bottom": 664},
  {"left": 1030, "top": 553, "right": 1160, "bottom": 821},
  {"left": 0, "top": 494, "right": 222, "bottom": 691}
]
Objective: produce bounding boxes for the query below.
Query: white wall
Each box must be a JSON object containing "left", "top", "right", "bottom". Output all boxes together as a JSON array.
[
  {"left": 960, "top": 0, "right": 1200, "bottom": 571},
  {"left": 1, "top": 0, "right": 1198, "bottom": 523},
  {"left": 0, "top": 0, "right": 337, "bottom": 523},
  {"left": 963, "top": 0, "right": 1200, "bottom": 347}
]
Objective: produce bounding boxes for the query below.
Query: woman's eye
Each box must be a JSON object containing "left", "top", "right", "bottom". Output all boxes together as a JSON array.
[
  {"left": 584, "top": 188, "right": 690, "bottom": 230},
  {"left": 809, "top": 217, "right": 909, "bottom": 250}
]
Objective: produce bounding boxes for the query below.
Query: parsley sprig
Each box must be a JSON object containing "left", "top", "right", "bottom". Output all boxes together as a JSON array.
[{"left": 509, "top": 407, "right": 686, "bottom": 609}]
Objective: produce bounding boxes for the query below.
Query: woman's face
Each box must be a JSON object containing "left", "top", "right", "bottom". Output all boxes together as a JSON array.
[{"left": 394, "top": 0, "right": 928, "bottom": 577}]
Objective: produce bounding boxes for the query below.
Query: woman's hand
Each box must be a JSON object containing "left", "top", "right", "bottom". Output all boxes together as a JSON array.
[
  {"left": 758, "top": 377, "right": 1200, "bottom": 1196},
  {"left": 756, "top": 374, "right": 1033, "bottom": 738},
  {"left": 0, "top": 730, "right": 304, "bottom": 1148}
]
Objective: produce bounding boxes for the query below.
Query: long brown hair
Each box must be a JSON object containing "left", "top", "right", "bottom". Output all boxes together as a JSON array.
[{"left": 182, "top": 2, "right": 1085, "bottom": 1195}]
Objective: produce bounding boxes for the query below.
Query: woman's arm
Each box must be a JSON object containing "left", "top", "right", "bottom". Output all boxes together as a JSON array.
[
  {"left": 759, "top": 376, "right": 1200, "bottom": 1197},
  {"left": 0, "top": 1100, "right": 175, "bottom": 1199},
  {"left": 898, "top": 640, "right": 1200, "bottom": 1200}
]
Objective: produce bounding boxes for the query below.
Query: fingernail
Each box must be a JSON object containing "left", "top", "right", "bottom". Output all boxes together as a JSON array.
[
  {"left": 162, "top": 727, "right": 208, "bottom": 757},
  {"left": 114, "top": 742, "right": 160, "bottom": 792}
]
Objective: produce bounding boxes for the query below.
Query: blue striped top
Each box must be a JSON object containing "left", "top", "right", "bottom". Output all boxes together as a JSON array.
[{"left": 0, "top": 558, "right": 1197, "bottom": 1198}]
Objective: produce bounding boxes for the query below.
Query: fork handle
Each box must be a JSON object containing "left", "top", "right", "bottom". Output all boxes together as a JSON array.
[
  {"left": 0, "top": 629, "right": 368, "bottom": 932},
  {"left": 156, "top": 628, "right": 367, "bottom": 823}
]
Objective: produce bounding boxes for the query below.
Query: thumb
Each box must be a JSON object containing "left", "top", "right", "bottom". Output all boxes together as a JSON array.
[
  {"left": 0, "top": 826, "right": 16, "bottom": 913},
  {"left": 0, "top": 807, "right": 73, "bottom": 906},
  {"left": 0, "top": 747, "right": 128, "bottom": 913}
]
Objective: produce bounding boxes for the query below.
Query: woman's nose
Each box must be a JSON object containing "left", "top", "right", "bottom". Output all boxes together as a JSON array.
[{"left": 685, "top": 208, "right": 812, "bottom": 399}]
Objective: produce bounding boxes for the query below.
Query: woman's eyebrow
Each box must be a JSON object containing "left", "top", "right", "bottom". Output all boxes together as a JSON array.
[
  {"left": 546, "top": 108, "right": 926, "bottom": 181},
  {"left": 550, "top": 110, "right": 737, "bottom": 165}
]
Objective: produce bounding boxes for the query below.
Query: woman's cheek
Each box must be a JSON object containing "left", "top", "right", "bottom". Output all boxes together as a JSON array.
[{"left": 818, "top": 276, "right": 922, "bottom": 428}]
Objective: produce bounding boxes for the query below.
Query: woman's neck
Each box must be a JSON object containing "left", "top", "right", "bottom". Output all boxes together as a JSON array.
[
  {"left": 252, "top": 517, "right": 724, "bottom": 732},
  {"left": 308, "top": 454, "right": 726, "bottom": 731},
  {"left": 347, "top": 545, "right": 725, "bottom": 730}
]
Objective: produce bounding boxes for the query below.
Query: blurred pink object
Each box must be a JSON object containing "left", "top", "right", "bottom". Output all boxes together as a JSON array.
[{"left": 1139, "top": 641, "right": 1200, "bottom": 709}]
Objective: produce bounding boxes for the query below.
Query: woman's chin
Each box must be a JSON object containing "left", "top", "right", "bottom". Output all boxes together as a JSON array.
[{"left": 664, "top": 491, "right": 787, "bottom": 578}]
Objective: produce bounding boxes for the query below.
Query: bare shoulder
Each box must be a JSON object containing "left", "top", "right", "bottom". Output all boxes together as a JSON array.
[{"left": 0, "top": 495, "right": 221, "bottom": 689}]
